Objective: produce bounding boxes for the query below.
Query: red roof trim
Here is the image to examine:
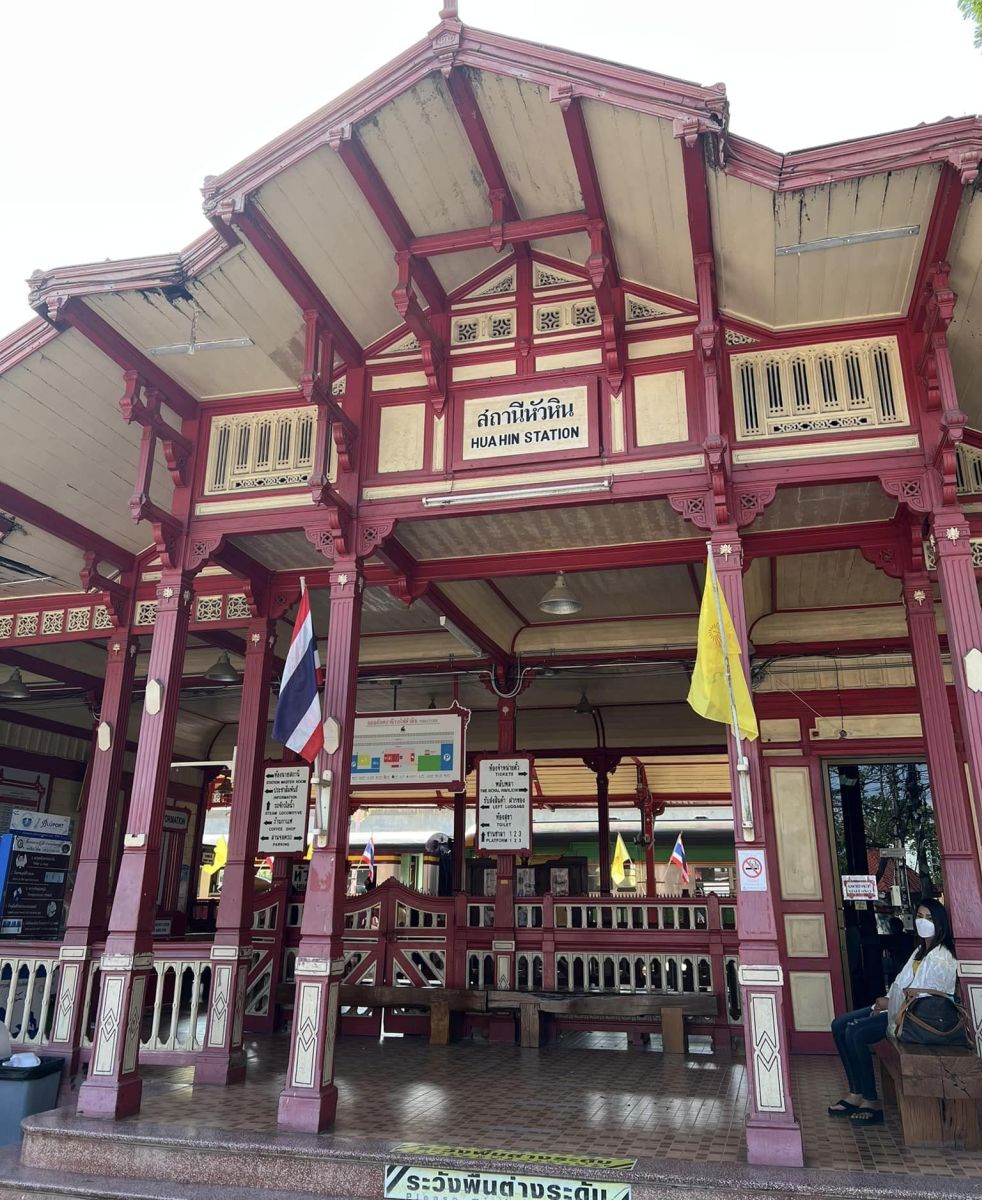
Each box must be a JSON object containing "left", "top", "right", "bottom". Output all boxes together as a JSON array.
[{"left": 0, "top": 317, "right": 59, "bottom": 376}]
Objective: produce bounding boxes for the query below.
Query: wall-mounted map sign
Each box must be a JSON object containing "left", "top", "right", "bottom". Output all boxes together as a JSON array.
[
  {"left": 476, "top": 755, "right": 533, "bottom": 855},
  {"left": 453, "top": 381, "right": 598, "bottom": 471},
  {"left": 351, "top": 705, "right": 470, "bottom": 791},
  {"left": 258, "top": 765, "right": 310, "bottom": 854}
]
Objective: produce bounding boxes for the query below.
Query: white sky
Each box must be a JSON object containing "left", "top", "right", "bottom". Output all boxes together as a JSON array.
[{"left": 1, "top": 0, "right": 978, "bottom": 336}]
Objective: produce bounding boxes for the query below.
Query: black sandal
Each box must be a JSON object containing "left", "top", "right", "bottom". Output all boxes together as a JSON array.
[
  {"left": 827, "top": 1099, "right": 859, "bottom": 1116},
  {"left": 849, "top": 1107, "right": 884, "bottom": 1125}
]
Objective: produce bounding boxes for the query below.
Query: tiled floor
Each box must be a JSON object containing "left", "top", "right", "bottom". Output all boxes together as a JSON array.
[{"left": 128, "top": 1032, "right": 982, "bottom": 1180}]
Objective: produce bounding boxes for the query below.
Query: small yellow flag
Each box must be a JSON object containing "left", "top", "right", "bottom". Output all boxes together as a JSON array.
[
  {"left": 687, "top": 555, "right": 759, "bottom": 741},
  {"left": 203, "top": 835, "right": 228, "bottom": 877},
  {"left": 611, "top": 833, "right": 632, "bottom": 886},
  {"left": 304, "top": 840, "right": 313, "bottom": 862}
]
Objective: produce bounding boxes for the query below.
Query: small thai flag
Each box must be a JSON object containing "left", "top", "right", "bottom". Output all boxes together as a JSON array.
[
  {"left": 361, "top": 837, "right": 376, "bottom": 882},
  {"left": 669, "top": 833, "right": 690, "bottom": 885},
  {"left": 272, "top": 581, "right": 324, "bottom": 763}
]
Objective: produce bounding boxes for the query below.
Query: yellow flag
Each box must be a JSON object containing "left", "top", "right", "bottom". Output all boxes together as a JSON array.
[
  {"left": 203, "top": 835, "right": 228, "bottom": 877},
  {"left": 611, "top": 833, "right": 632, "bottom": 886},
  {"left": 304, "top": 840, "right": 313, "bottom": 862},
  {"left": 687, "top": 555, "right": 759, "bottom": 741}
]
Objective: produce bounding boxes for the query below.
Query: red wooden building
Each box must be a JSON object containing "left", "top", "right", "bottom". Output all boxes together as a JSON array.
[{"left": 1, "top": 2, "right": 981, "bottom": 1174}]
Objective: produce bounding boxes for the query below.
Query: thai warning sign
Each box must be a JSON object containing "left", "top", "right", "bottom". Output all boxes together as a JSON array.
[
  {"left": 841, "top": 874, "right": 879, "bottom": 902},
  {"left": 476, "top": 756, "right": 532, "bottom": 854},
  {"left": 258, "top": 765, "right": 309, "bottom": 854},
  {"left": 737, "top": 848, "right": 768, "bottom": 893}
]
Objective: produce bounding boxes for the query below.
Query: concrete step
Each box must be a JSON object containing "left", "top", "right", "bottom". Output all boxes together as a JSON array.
[{"left": 15, "top": 1112, "right": 982, "bottom": 1200}]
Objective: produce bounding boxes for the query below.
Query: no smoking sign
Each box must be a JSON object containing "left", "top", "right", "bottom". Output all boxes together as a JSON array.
[{"left": 737, "top": 849, "right": 768, "bottom": 893}]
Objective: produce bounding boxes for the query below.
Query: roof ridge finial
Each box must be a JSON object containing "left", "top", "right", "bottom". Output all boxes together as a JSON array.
[{"left": 439, "top": 2, "right": 459, "bottom": 19}]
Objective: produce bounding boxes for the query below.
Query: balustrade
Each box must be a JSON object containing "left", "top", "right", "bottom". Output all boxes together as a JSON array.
[{"left": 0, "top": 948, "right": 60, "bottom": 1046}]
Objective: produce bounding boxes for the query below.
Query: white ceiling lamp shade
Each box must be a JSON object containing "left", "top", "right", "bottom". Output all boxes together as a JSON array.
[{"left": 538, "top": 571, "right": 582, "bottom": 617}]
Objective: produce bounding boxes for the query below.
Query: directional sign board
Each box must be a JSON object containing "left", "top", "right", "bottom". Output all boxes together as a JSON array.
[
  {"left": 476, "top": 755, "right": 533, "bottom": 855},
  {"left": 258, "top": 764, "right": 309, "bottom": 854}
]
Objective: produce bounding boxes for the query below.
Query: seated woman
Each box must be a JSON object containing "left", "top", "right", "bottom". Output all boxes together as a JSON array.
[{"left": 827, "top": 897, "right": 958, "bottom": 1126}]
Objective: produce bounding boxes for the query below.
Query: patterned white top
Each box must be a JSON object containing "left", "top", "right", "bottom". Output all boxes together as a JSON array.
[{"left": 886, "top": 945, "right": 958, "bottom": 1033}]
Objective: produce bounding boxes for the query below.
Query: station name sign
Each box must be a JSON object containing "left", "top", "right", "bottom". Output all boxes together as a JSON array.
[{"left": 453, "top": 381, "right": 598, "bottom": 471}]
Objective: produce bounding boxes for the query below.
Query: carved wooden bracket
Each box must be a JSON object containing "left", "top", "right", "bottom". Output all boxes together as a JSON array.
[
  {"left": 392, "top": 251, "right": 447, "bottom": 414},
  {"left": 356, "top": 519, "right": 397, "bottom": 560},
  {"left": 79, "top": 551, "right": 128, "bottom": 626},
  {"left": 880, "top": 472, "right": 931, "bottom": 514},
  {"left": 119, "top": 372, "right": 192, "bottom": 487},
  {"left": 184, "top": 533, "right": 224, "bottom": 576},
  {"left": 668, "top": 491, "right": 712, "bottom": 531},
  {"left": 735, "top": 486, "right": 776, "bottom": 528},
  {"left": 300, "top": 311, "right": 358, "bottom": 493},
  {"left": 859, "top": 543, "right": 905, "bottom": 579},
  {"left": 305, "top": 507, "right": 351, "bottom": 561},
  {"left": 585, "top": 220, "right": 624, "bottom": 397}
]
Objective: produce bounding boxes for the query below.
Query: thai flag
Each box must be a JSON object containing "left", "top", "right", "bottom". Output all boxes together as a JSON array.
[
  {"left": 361, "top": 837, "right": 376, "bottom": 882},
  {"left": 272, "top": 583, "right": 324, "bottom": 763},
  {"left": 669, "top": 833, "right": 690, "bottom": 885}
]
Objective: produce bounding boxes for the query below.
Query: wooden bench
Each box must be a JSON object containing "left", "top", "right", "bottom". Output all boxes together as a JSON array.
[
  {"left": 874, "top": 1038, "right": 982, "bottom": 1149},
  {"left": 488, "top": 990, "right": 717, "bottom": 1052},
  {"left": 338, "top": 984, "right": 487, "bottom": 1044}
]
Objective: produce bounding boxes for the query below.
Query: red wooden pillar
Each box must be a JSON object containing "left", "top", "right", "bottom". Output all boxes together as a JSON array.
[
  {"left": 904, "top": 572, "right": 982, "bottom": 955},
  {"left": 278, "top": 558, "right": 362, "bottom": 1132},
  {"left": 596, "top": 766, "right": 611, "bottom": 896},
  {"left": 452, "top": 789, "right": 466, "bottom": 892},
  {"left": 50, "top": 634, "right": 138, "bottom": 1073},
  {"left": 77, "top": 571, "right": 192, "bottom": 1118},
  {"left": 928, "top": 514, "right": 982, "bottom": 1044},
  {"left": 492, "top": 696, "right": 517, "bottom": 998},
  {"left": 196, "top": 617, "right": 277, "bottom": 1085},
  {"left": 711, "top": 532, "right": 803, "bottom": 1167},
  {"left": 641, "top": 797, "right": 657, "bottom": 898}
]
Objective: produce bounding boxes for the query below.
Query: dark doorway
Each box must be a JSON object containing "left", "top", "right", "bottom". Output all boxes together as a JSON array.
[{"left": 827, "top": 762, "right": 941, "bottom": 1007}]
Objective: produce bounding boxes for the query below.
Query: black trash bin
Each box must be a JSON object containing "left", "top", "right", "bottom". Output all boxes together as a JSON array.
[{"left": 0, "top": 1056, "right": 64, "bottom": 1145}]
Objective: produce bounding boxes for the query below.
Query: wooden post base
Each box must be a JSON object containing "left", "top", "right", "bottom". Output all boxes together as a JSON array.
[
  {"left": 662, "top": 1006, "right": 687, "bottom": 1054},
  {"left": 876, "top": 1039, "right": 982, "bottom": 1149}
]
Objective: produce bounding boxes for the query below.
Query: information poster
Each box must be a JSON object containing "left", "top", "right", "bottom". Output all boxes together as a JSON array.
[
  {"left": 258, "top": 765, "right": 310, "bottom": 854},
  {"left": 0, "top": 828, "right": 72, "bottom": 939},
  {"left": 841, "top": 874, "right": 878, "bottom": 901},
  {"left": 476, "top": 756, "right": 532, "bottom": 854},
  {"left": 351, "top": 706, "right": 469, "bottom": 790}
]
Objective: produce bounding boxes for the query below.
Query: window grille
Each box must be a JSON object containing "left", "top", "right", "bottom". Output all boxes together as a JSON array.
[
  {"left": 533, "top": 300, "right": 600, "bottom": 335},
  {"left": 730, "top": 337, "right": 907, "bottom": 440},
  {"left": 450, "top": 310, "right": 516, "bottom": 346},
  {"left": 206, "top": 407, "right": 315, "bottom": 495}
]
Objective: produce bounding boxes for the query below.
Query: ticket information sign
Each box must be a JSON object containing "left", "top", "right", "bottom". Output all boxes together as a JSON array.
[
  {"left": 351, "top": 706, "right": 469, "bottom": 791},
  {"left": 476, "top": 756, "right": 533, "bottom": 854},
  {"left": 257, "top": 765, "right": 310, "bottom": 854}
]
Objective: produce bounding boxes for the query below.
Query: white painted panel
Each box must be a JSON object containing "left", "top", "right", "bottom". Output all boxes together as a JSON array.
[{"left": 770, "top": 766, "right": 822, "bottom": 901}]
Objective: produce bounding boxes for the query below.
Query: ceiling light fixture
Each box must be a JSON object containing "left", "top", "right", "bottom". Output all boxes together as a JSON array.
[
  {"left": 538, "top": 570, "right": 582, "bottom": 616},
  {"left": 204, "top": 651, "right": 241, "bottom": 684},
  {"left": 775, "top": 225, "right": 919, "bottom": 257},
  {"left": 0, "top": 669, "right": 30, "bottom": 701},
  {"left": 422, "top": 478, "right": 612, "bottom": 509},
  {"left": 574, "top": 690, "right": 595, "bottom": 715}
]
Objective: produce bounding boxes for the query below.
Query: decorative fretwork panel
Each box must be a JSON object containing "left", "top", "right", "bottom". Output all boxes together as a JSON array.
[
  {"left": 206, "top": 407, "right": 315, "bottom": 495},
  {"left": 956, "top": 444, "right": 982, "bottom": 496},
  {"left": 731, "top": 337, "right": 907, "bottom": 440},
  {"left": 534, "top": 300, "right": 600, "bottom": 335},
  {"left": 450, "top": 309, "right": 516, "bottom": 346},
  {"left": 555, "top": 951, "right": 713, "bottom": 996},
  {"left": 134, "top": 601, "right": 158, "bottom": 627}
]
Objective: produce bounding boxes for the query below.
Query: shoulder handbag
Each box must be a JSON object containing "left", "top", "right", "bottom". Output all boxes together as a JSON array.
[{"left": 895, "top": 987, "right": 971, "bottom": 1048}]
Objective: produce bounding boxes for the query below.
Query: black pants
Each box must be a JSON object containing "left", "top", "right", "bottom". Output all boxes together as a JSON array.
[{"left": 831, "top": 1006, "right": 888, "bottom": 1101}]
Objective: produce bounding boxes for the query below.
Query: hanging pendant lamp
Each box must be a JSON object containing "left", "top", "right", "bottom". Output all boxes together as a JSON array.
[
  {"left": 204, "top": 651, "right": 240, "bottom": 684},
  {"left": 538, "top": 570, "right": 582, "bottom": 616},
  {"left": 0, "top": 669, "right": 30, "bottom": 700}
]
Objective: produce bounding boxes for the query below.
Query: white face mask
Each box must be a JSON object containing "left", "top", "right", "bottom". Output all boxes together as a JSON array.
[{"left": 915, "top": 917, "right": 935, "bottom": 940}]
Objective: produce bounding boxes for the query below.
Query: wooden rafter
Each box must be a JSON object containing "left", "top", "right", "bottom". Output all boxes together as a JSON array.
[
  {"left": 559, "top": 97, "right": 619, "bottom": 283},
  {"left": 445, "top": 68, "right": 519, "bottom": 223},
  {"left": 0, "top": 482, "right": 135, "bottom": 573},
  {"left": 232, "top": 203, "right": 364, "bottom": 367}
]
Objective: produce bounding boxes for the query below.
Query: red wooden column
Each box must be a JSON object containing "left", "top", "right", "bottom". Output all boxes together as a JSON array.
[
  {"left": 904, "top": 573, "right": 982, "bottom": 955},
  {"left": 928, "top": 512, "right": 982, "bottom": 1044},
  {"left": 452, "top": 789, "right": 466, "bottom": 891},
  {"left": 77, "top": 571, "right": 193, "bottom": 1118},
  {"left": 50, "top": 633, "right": 139, "bottom": 1074},
  {"left": 278, "top": 558, "right": 362, "bottom": 1132},
  {"left": 711, "top": 532, "right": 803, "bottom": 1167},
  {"left": 596, "top": 764, "right": 612, "bottom": 896},
  {"left": 196, "top": 617, "right": 277, "bottom": 1085},
  {"left": 492, "top": 696, "right": 517, "bottom": 995},
  {"left": 641, "top": 796, "right": 657, "bottom": 898}
]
